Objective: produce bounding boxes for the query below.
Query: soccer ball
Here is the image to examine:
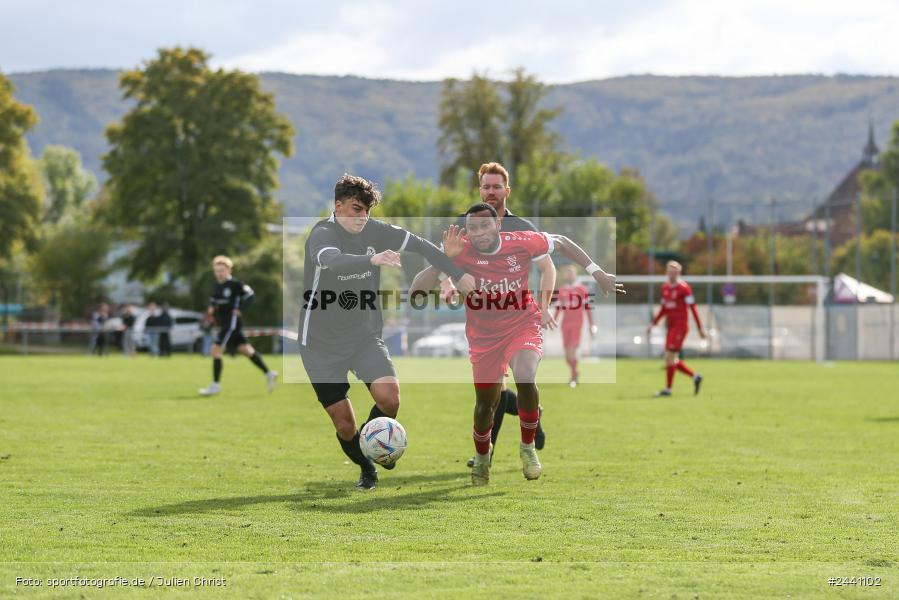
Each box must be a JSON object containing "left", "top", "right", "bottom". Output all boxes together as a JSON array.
[{"left": 359, "top": 417, "right": 407, "bottom": 466}]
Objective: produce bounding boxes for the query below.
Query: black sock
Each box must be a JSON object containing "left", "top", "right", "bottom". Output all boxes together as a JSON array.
[
  {"left": 491, "top": 392, "right": 507, "bottom": 445},
  {"left": 364, "top": 404, "right": 389, "bottom": 430},
  {"left": 249, "top": 351, "right": 269, "bottom": 374},
  {"left": 503, "top": 389, "right": 519, "bottom": 415},
  {"left": 337, "top": 432, "right": 375, "bottom": 474},
  {"left": 213, "top": 358, "right": 222, "bottom": 383}
]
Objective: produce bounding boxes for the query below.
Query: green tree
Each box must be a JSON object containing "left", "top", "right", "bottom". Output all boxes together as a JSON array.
[
  {"left": 860, "top": 121, "right": 899, "bottom": 234},
  {"left": 39, "top": 145, "right": 96, "bottom": 223},
  {"left": 0, "top": 74, "right": 43, "bottom": 260},
  {"left": 504, "top": 68, "right": 562, "bottom": 181},
  {"left": 101, "top": 47, "right": 294, "bottom": 306},
  {"left": 832, "top": 230, "right": 897, "bottom": 293},
  {"left": 438, "top": 69, "right": 561, "bottom": 187},
  {"left": 30, "top": 210, "right": 111, "bottom": 320},
  {"left": 438, "top": 73, "right": 503, "bottom": 187}
]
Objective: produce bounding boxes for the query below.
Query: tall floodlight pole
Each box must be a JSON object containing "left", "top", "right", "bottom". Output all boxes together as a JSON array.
[
  {"left": 648, "top": 204, "right": 655, "bottom": 358},
  {"left": 891, "top": 187, "right": 897, "bottom": 360},
  {"left": 768, "top": 198, "right": 777, "bottom": 359},
  {"left": 824, "top": 202, "right": 832, "bottom": 279},
  {"left": 855, "top": 191, "right": 863, "bottom": 286}
]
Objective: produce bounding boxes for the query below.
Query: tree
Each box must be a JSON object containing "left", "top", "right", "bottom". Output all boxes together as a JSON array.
[
  {"left": 503, "top": 68, "right": 562, "bottom": 181},
  {"left": 860, "top": 121, "right": 899, "bottom": 233},
  {"left": 39, "top": 145, "right": 96, "bottom": 223},
  {"left": 832, "top": 230, "right": 897, "bottom": 293},
  {"left": 0, "top": 73, "right": 43, "bottom": 261},
  {"left": 438, "top": 73, "right": 503, "bottom": 187},
  {"left": 438, "top": 69, "right": 562, "bottom": 187},
  {"left": 101, "top": 47, "right": 294, "bottom": 306},
  {"left": 30, "top": 210, "right": 111, "bottom": 320}
]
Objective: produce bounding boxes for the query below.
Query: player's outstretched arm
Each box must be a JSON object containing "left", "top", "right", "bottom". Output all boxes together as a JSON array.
[
  {"left": 549, "top": 234, "right": 625, "bottom": 297},
  {"left": 410, "top": 265, "right": 441, "bottom": 293}
]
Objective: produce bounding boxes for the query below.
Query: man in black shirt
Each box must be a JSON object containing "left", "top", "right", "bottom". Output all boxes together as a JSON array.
[
  {"left": 199, "top": 256, "right": 277, "bottom": 396},
  {"left": 300, "top": 174, "right": 475, "bottom": 490}
]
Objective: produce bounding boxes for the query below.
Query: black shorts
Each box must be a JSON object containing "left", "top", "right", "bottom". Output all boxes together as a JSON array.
[
  {"left": 300, "top": 336, "right": 396, "bottom": 408},
  {"left": 216, "top": 327, "right": 248, "bottom": 350}
]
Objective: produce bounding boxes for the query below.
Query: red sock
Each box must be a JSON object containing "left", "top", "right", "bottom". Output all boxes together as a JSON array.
[
  {"left": 519, "top": 408, "right": 540, "bottom": 445},
  {"left": 473, "top": 425, "right": 492, "bottom": 455},
  {"left": 569, "top": 357, "right": 578, "bottom": 379},
  {"left": 666, "top": 364, "right": 675, "bottom": 388},
  {"left": 675, "top": 360, "right": 694, "bottom": 377}
]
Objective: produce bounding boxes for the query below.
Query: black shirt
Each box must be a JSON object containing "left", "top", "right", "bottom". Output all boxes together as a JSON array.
[
  {"left": 209, "top": 277, "right": 255, "bottom": 330},
  {"left": 454, "top": 208, "right": 538, "bottom": 235},
  {"left": 299, "top": 214, "right": 466, "bottom": 348}
]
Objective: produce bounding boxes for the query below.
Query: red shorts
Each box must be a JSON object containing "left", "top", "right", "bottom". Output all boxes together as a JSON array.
[
  {"left": 561, "top": 325, "right": 582, "bottom": 348},
  {"left": 469, "top": 321, "right": 543, "bottom": 387},
  {"left": 666, "top": 325, "right": 688, "bottom": 352}
]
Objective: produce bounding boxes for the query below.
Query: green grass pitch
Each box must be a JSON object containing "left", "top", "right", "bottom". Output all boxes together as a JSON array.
[{"left": 1, "top": 355, "right": 897, "bottom": 598}]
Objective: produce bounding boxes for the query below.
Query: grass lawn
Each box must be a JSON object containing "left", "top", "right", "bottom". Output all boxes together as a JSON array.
[{"left": 1, "top": 355, "right": 897, "bottom": 598}]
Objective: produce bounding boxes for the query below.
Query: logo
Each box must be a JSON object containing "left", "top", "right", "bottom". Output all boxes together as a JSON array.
[
  {"left": 366, "top": 246, "right": 376, "bottom": 256},
  {"left": 338, "top": 291, "right": 358, "bottom": 310},
  {"left": 337, "top": 270, "right": 372, "bottom": 281},
  {"left": 476, "top": 260, "right": 489, "bottom": 265},
  {"left": 506, "top": 255, "right": 518, "bottom": 267},
  {"left": 222, "top": 288, "right": 231, "bottom": 298}
]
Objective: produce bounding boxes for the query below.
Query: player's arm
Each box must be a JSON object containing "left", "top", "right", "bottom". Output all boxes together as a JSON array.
[
  {"left": 310, "top": 227, "right": 401, "bottom": 272},
  {"left": 410, "top": 265, "right": 441, "bottom": 293},
  {"left": 535, "top": 255, "right": 558, "bottom": 330},
  {"left": 235, "top": 282, "right": 255, "bottom": 315},
  {"left": 548, "top": 234, "right": 625, "bottom": 297},
  {"left": 685, "top": 288, "right": 706, "bottom": 338},
  {"left": 647, "top": 304, "right": 665, "bottom": 334},
  {"left": 397, "top": 228, "right": 475, "bottom": 295},
  {"left": 584, "top": 290, "right": 597, "bottom": 334}
]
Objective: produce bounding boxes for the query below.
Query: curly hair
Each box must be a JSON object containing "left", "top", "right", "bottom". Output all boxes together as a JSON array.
[{"left": 334, "top": 173, "right": 381, "bottom": 208}]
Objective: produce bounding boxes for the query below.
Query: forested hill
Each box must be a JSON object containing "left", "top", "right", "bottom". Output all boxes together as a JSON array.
[{"left": 9, "top": 69, "right": 899, "bottom": 229}]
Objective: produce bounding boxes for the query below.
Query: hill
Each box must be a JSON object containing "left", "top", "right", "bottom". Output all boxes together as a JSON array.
[{"left": 8, "top": 69, "right": 899, "bottom": 229}]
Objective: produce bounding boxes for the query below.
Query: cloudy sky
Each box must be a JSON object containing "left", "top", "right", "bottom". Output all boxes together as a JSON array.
[{"left": 3, "top": 0, "right": 898, "bottom": 81}]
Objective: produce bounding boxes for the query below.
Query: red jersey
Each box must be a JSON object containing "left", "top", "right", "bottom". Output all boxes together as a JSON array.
[
  {"left": 555, "top": 283, "right": 591, "bottom": 329},
  {"left": 657, "top": 280, "right": 695, "bottom": 328},
  {"left": 450, "top": 231, "right": 552, "bottom": 345}
]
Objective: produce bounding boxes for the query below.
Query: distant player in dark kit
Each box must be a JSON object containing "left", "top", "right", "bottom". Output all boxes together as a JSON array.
[
  {"left": 554, "top": 265, "right": 597, "bottom": 388},
  {"left": 199, "top": 255, "right": 277, "bottom": 396},
  {"left": 647, "top": 260, "right": 706, "bottom": 397},
  {"left": 299, "top": 174, "right": 476, "bottom": 490}
]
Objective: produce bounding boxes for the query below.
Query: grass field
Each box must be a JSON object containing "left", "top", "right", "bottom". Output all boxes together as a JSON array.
[{"left": 1, "top": 355, "right": 898, "bottom": 598}]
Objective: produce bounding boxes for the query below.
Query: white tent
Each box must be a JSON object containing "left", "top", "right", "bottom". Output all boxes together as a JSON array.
[{"left": 833, "top": 273, "right": 895, "bottom": 304}]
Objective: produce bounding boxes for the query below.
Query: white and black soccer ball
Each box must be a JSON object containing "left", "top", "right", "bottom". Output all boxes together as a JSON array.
[{"left": 359, "top": 417, "right": 407, "bottom": 466}]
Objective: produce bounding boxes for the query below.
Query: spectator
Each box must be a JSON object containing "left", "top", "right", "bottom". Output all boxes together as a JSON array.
[
  {"left": 121, "top": 305, "right": 137, "bottom": 357},
  {"left": 88, "top": 303, "right": 110, "bottom": 356},
  {"left": 158, "top": 303, "right": 173, "bottom": 357},
  {"left": 145, "top": 302, "right": 160, "bottom": 356}
]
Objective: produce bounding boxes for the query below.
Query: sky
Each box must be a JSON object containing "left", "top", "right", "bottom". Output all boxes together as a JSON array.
[{"left": 3, "top": 0, "right": 899, "bottom": 81}]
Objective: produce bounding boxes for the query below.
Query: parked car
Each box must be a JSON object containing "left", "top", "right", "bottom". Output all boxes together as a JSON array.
[
  {"left": 412, "top": 323, "right": 468, "bottom": 357},
  {"left": 130, "top": 307, "right": 205, "bottom": 351}
]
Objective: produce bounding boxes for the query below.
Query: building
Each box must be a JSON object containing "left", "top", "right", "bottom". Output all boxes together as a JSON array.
[
  {"left": 735, "top": 125, "right": 881, "bottom": 245},
  {"left": 806, "top": 123, "right": 881, "bottom": 247}
]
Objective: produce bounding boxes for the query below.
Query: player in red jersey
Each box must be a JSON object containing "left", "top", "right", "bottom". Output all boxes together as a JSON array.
[
  {"left": 554, "top": 265, "right": 597, "bottom": 388},
  {"left": 647, "top": 261, "right": 705, "bottom": 397},
  {"left": 412, "top": 202, "right": 624, "bottom": 486}
]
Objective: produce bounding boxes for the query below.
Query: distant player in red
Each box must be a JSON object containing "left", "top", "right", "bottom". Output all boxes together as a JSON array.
[
  {"left": 647, "top": 261, "right": 705, "bottom": 397},
  {"left": 553, "top": 265, "right": 596, "bottom": 388},
  {"left": 412, "top": 202, "right": 624, "bottom": 486}
]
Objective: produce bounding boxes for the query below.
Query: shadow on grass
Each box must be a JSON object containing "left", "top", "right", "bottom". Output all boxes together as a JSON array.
[
  {"left": 866, "top": 417, "right": 899, "bottom": 423},
  {"left": 131, "top": 470, "right": 503, "bottom": 517}
]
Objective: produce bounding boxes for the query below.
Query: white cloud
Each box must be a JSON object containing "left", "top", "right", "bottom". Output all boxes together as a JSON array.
[{"left": 5, "top": 0, "right": 899, "bottom": 80}]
